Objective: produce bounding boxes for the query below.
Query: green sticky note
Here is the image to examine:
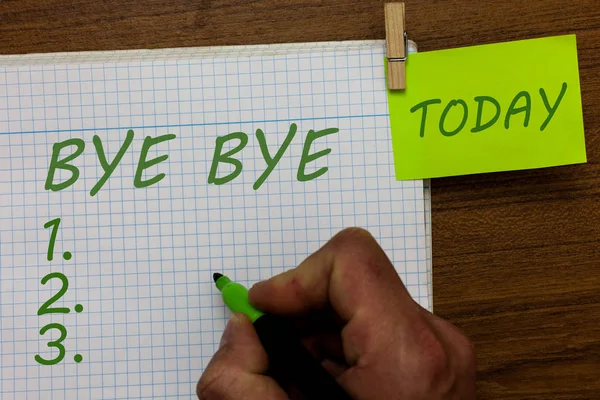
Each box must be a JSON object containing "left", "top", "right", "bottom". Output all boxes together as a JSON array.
[{"left": 388, "top": 35, "right": 586, "bottom": 180}]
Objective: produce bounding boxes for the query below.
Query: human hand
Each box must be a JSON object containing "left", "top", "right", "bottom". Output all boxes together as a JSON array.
[{"left": 197, "top": 228, "right": 476, "bottom": 399}]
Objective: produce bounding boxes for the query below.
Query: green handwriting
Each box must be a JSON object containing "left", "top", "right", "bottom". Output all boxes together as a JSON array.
[
  {"left": 410, "top": 82, "right": 568, "bottom": 137},
  {"left": 38, "top": 219, "right": 83, "bottom": 365},
  {"left": 297, "top": 128, "right": 339, "bottom": 181},
  {"left": 45, "top": 130, "right": 176, "bottom": 196},
  {"left": 35, "top": 323, "right": 67, "bottom": 366},
  {"left": 207, "top": 132, "right": 248, "bottom": 186},
  {"left": 208, "top": 124, "right": 339, "bottom": 189},
  {"left": 45, "top": 124, "right": 340, "bottom": 194},
  {"left": 43, "top": 218, "right": 61, "bottom": 261},
  {"left": 254, "top": 124, "right": 297, "bottom": 190},
  {"left": 134, "top": 134, "right": 177, "bottom": 188},
  {"left": 38, "top": 272, "right": 70, "bottom": 316},
  {"left": 91, "top": 129, "right": 134, "bottom": 196}
]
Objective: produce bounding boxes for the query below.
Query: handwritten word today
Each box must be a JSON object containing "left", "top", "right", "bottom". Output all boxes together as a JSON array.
[
  {"left": 44, "top": 124, "right": 339, "bottom": 196},
  {"left": 410, "top": 82, "right": 568, "bottom": 137}
]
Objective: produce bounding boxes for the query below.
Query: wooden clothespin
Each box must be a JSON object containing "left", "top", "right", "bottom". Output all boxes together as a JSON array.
[{"left": 385, "top": 2, "right": 407, "bottom": 90}]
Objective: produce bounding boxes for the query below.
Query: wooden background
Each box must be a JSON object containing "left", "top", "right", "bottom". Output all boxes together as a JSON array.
[{"left": 1, "top": 0, "right": 599, "bottom": 398}]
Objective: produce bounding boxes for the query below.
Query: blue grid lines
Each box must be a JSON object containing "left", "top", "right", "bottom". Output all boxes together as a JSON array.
[{"left": 0, "top": 42, "right": 430, "bottom": 399}]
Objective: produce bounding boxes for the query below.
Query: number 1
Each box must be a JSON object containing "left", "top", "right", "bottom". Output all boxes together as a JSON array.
[{"left": 43, "top": 218, "right": 61, "bottom": 261}]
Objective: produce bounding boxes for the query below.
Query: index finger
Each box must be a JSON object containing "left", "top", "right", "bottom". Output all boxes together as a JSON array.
[{"left": 249, "top": 228, "right": 420, "bottom": 324}]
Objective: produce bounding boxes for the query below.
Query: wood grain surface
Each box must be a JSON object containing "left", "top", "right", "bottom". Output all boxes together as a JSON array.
[{"left": 1, "top": 0, "right": 599, "bottom": 398}]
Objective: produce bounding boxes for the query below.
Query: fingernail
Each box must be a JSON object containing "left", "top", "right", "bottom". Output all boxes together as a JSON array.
[
  {"left": 250, "top": 281, "right": 265, "bottom": 291},
  {"left": 219, "top": 314, "right": 240, "bottom": 348},
  {"left": 253, "top": 277, "right": 278, "bottom": 290},
  {"left": 249, "top": 281, "right": 270, "bottom": 299}
]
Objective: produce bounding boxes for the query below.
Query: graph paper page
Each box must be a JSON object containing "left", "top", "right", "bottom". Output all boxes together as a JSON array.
[{"left": 0, "top": 42, "right": 429, "bottom": 399}]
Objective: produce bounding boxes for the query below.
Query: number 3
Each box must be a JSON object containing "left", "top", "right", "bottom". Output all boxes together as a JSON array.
[{"left": 34, "top": 323, "right": 67, "bottom": 365}]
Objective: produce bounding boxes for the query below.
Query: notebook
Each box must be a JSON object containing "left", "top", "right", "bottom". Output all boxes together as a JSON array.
[{"left": 0, "top": 41, "right": 431, "bottom": 399}]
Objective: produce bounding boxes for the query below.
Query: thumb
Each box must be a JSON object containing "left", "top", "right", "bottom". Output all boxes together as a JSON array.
[
  {"left": 197, "top": 314, "right": 288, "bottom": 400},
  {"left": 217, "top": 313, "right": 268, "bottom": 373}
]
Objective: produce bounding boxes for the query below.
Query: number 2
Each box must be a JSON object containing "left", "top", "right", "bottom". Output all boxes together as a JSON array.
[
  {"left": 34, "top": 323, "right": 67, "bottom": 365},
  {"left": 38, "top": 272, "right": 69, "bottom": 315}
]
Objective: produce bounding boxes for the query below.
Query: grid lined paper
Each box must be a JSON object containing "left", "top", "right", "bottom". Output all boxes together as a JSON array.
[{"left": 0, "top": 41, "right": 430, "bottom": 399}]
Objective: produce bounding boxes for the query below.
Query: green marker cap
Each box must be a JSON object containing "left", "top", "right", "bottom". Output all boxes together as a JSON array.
[{"left": 214, "top": 274, "right": 265, "bottom": 323}]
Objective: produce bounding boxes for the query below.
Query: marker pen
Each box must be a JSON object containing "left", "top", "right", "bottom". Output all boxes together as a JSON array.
[{"left": 213, "top": 273, "right": 353, "bottom": 400}]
